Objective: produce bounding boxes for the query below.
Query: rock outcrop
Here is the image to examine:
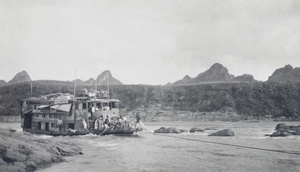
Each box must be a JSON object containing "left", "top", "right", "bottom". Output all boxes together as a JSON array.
[
  {"left": 270, "top": 123, "right": 300, "bottom": 137},
  {"left": 208, "top": 129, "right": 234, "bottom": 136},
  {"left": 84, "top": 78, "right": 96, "bottom": 86},
  {"left": 0, "top": 80, "right": 7, "bottom": 87},
  {"left": 173, "top": 63, "right": 236, "bottom": 85},
  {"left": 8, "top": 71, "right": 31, "bottom": 85},
  {"left": 96, "top": 70, "right": 123, "bottom": 85},
  {"left": 173, "top": 75, "right": 192, "bottom": 85},
  {"left": 193, "top": 63, "right": 234, "bottom": 83},
  {"left": 72, "top": 79, "right": 84, "bottom": 86},
  {"left": 189, "top": 127, "right": 204, "bottom": 133},
  {"left": 154, "top": 127, "right": 184, "bottom": 134},
  {"left": 232, "top": 74, "right": 256, "bottom": 82},
  {"left": 268, "top": 65, "right": 300, "bottom": 83},
  {"left": 0, "top": 128, "right": 82, "bottom": 172}
]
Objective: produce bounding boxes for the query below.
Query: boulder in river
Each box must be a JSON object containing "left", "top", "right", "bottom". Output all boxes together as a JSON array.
[
  {"left": 189, "top": 127, "right": 204, "bottom": 133},
  {"left": 270, "top": 123, "right": 300, "bottom": 137},
  {"left": 154, "top": 127, "right": 184, "bottom": 134},
  {"left": 270, "top": 130, "right": 291, "bottom": 137},
  {"left": 208, "top": 129, "right": 234, "bottom": 136},
  {"left": 179, "top": 129, "right": 188, "bottom": 133}
]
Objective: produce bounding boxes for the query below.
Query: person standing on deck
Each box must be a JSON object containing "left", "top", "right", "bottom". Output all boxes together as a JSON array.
[
  {"left": 135, "top": 112, "right": 144, "bottom": 131},
  {"left": 98, "top": 117, "right": 104, "bottom": 131},
  {"left": 92, "top": 105, "right": 95, "bottom": 113},
  {"left": 82, "top": 119, "right": 88, "bottom": 131}
]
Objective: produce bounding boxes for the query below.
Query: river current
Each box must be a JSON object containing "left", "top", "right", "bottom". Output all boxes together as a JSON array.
[{"left": 2, "top": 121, "right": 300, "bottom": 172}]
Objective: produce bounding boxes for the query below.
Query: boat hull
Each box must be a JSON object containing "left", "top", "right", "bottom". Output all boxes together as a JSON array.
[
  {"left": 91, "top": 129, "right": 135, "bottom": 135},
  {"left": 23, "top": 128, "right": 136, "bottom": 136},
  {"left": 24, "top": 128, "right": 89, "bottom": 136}
]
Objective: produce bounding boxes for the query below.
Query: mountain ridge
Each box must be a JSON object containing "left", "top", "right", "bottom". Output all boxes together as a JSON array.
[
  {"left": 267, "top": 65, "right": 300, "bottom": 83},
  {"left": 172, "top": 63, "right": 257, "bottom": 85},
  {"left": 8, "top": 71, "right": 31, "bottom": 85},
  {"left": 1, "top": 63, "right": 299, "bottom": 88}
]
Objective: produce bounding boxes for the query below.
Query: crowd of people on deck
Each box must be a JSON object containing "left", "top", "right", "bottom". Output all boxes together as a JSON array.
[
  {"left": 93, "top": 115, "right": 132, "bottom": 131},
  {"left": 81, "top": 112, "right": 144, "bottom": 133}
]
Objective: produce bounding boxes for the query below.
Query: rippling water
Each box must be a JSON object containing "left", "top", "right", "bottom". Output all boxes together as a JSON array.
[{"left": 2, "top": 121, "right": 300, "bottom": 172}]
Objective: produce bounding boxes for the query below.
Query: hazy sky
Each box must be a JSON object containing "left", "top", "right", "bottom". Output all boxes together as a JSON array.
[{"left": 0, "top": 0, "right": 299, "bottom": 85}]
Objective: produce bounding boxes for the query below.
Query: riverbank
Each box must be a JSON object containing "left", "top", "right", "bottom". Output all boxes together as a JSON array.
[
  {"left": 0, "top": 116, "right": 21, "bottom": 123},
  {"left": 0, "top": 128, "right": 83, "bottom": 172}
]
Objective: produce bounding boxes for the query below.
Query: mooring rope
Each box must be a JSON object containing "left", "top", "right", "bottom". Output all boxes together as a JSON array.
[{"left": 152, "top": 133, "right": 300, "bottom": 156}]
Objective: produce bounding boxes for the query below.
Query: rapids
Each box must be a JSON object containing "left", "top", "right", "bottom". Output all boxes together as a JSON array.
[{"left": 2, "top": 121, "right": 300, "bottom": 172}]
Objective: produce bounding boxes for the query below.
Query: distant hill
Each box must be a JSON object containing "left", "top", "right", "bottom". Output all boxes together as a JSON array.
[
  {"left": 232, "top": 74, "right": 256, "bottom": 83},
  {"left": 173, "top": 63, "right": 261, "bottom": 85},
  {"left": 268, "top": 65, "right": 300, "bottom": 83},
  {"left": 8, "top": 71, "right": 31, "bottom": 85},
  {"left": 193, "top": 63, "right": 234, "bottom": 82},
  {"left": 173, "top": 75, "right": 192, "bottom": 85},
  {"left": 0, "top": 80, "right": 7, "bottom": 87},
  {"left": 84, "top": 78, "right": 95, "bottom": 86},
  {"left": 173, "top": 63, "right": 237, "bottom": 85},
  {"left": 96, "top": 70, "right": 123, "bottom": 85},
  {"left": 71, "top": 71, "right": 122, "bottom": 86},
  {"left": 5, "top": 70, "right": 123, "bottom": 87},
  {"left": 72, "top": 79, "right": 84, "bottom": 86}
]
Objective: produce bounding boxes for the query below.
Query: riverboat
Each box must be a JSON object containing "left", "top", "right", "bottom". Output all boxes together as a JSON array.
[{"left": 20, "top": 91, "right": 136, "bottom": 136}]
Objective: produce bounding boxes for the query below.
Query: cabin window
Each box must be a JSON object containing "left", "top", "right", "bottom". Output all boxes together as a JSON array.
[
  {"left": 83, "top": 103, "right": 87, "bottom": 109},
  {"left": 37, "top": 122, "right": 41, "bottom": 130},
  {"left": 42, "top": 114, "right": 46, "bottom": 118},
  {"left": 68, "top": 123, "right": 74, "bottom": 129},
  {"left": 49, "top": 114, "right": 53, "bottom": 118},
  {"left": 75, "top": 104, "right": 79, "bottom": 109},
  {"left": 34, "top": 105, "right": 37, "bottom": 110},
  {"left": 54, "top": 114, "right": 59, "bottom": 118},
  {"left": 112, "top": 102, "right": 119, "bottom": 108},
  {"left": 36, "top": 114, "right": 39, "bottom": 117},
  {"left": 32, "top": 121, "right": 35, "bottom": 129},
  {"left": 51, "top": 123, "right": 56, "bottom": 128},
  {"left": 45, "top": 122, "right": 49, "bottom": 131}
]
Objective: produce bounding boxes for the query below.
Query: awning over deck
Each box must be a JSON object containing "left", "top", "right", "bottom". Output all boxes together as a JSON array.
[
  {"left": 25, "top": 97, "right": 42, "bottom": 104},
  {"left": 53, "top": 104, "right": 72, "bottom": 112},
  {"left": 38, "top": 105, "right": 50, "bottom": 109},
  {"left": 50, "top": 105, "right": 60, "bottom": 109},
  {"left": 88, "top": 99, "right": 120, "bottom": 103}
]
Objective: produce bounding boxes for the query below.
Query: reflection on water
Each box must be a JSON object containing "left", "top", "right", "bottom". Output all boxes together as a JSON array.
[{"left": 2, "top": 121, "right": 300, "bottom": 172}]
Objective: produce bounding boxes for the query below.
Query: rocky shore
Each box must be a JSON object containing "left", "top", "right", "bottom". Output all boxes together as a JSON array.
[
  {"left": 0, "top": 128, "right": 83, "bottom": 172},
  {"left": 270, "top": 123, "right": 300, "bottom": 137}
]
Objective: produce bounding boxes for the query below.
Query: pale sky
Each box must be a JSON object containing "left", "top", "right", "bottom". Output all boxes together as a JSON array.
[{"left": 0, "top": 0, "right": 299, "bottom": 85}]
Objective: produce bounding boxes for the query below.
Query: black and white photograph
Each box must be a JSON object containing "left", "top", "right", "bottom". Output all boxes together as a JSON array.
[{"left": 0, "top": 0, "right": 299, "bottom": 171}]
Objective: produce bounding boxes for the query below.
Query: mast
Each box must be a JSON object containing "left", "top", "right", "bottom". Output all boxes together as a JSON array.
[
  {"left": 95, "top": 75, "right": 97, "bottom": 92},
  {"left": 73, "top": 68, "right": 77, "bottom": 129},
  {"left": 30, "top": 81, "right": 32, "bottom": 97},
  {"left": 106, "top": 71, "right": 109, "bottom": 99}
]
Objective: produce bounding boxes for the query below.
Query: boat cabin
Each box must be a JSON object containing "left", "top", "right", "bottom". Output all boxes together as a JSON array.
[{"left": 20, "top": 93, "right": 121, "bottom": 135}]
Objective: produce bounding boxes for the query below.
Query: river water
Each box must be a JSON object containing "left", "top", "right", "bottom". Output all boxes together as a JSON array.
[{"left": 2, "top": 121, "right": 300, "bottom": 172}]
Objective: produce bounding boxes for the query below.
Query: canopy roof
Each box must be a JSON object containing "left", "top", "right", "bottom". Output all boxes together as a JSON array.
[
  {"left": 24, "top": 97, "right": 41, "bottom": 104},
  {"left": 88, "top": 99, "right": 120, "bottom": 103},
  {"left": 50, "top": 104, "right": 72, "bottom": 112},
  {"left": 37, "top": 105, "right": 50, "bottom": 109}
]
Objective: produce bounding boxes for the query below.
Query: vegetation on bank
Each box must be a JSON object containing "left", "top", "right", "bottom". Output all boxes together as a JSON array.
[{"left": 0, "top": 81, "right": 299, "bottom": 122}]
